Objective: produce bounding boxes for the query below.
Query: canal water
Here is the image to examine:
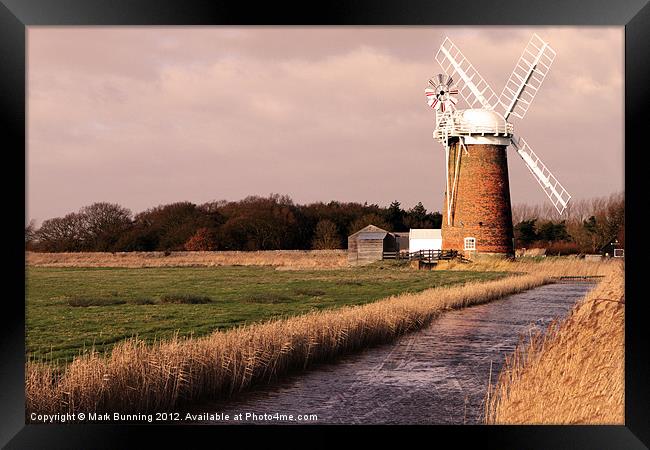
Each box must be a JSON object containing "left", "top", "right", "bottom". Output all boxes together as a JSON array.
[{"left": 198, "top": 282, "right": 594, "bottom": 425}]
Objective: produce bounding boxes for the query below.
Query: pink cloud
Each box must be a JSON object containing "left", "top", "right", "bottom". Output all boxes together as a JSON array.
[{"left": 27, "top": 27, "right": 623, "bottom": 223}]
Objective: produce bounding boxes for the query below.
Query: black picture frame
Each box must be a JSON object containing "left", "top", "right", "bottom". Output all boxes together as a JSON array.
[{"left": 2, "top": 0, "right": 648, "bottom": 447}]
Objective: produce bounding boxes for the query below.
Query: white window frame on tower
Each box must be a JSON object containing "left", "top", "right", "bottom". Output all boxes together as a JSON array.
[{"left": 464, "top": 237, "right": 476, "bottom": 251}]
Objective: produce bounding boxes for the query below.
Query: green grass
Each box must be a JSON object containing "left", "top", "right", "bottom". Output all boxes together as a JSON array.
[{"left": 26, "top": 264, "right": 509, "bottom": 364}]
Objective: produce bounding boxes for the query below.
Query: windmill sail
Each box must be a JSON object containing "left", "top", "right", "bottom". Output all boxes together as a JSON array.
[
  {"left": 511, "top": 136, "right": 571, "bottom": 215},
  {"left": 435, "top": 37, "right": 499, "bottom": 110},
  {"left": 498, "top": 34, "right": 556, "bottom": 120}
]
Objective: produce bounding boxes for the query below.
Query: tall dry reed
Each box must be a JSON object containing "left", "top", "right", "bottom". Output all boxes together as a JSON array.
[
  {"left": 26, "top": 250, "right": 348, "bottom": 269},
  {"left": 27, "top": 274, "right": 550, "bottom": 416},
  {"left": 440, "top": 255, "right": 615, "bottom": 277},
  {"left": 485, "top": 261, "right": 624, "bottom": 424}
]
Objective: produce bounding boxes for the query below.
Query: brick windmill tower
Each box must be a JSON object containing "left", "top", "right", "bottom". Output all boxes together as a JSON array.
[{"left": 426, "top": 34, "right": 571, "bottom": 256}]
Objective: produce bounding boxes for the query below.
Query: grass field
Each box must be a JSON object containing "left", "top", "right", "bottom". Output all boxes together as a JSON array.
[
  {"left": 26, "top": 264, "right": 509, "bottom": 364},
  {"left": 27, "top": 272, "right": 549, "bottom": 415}
]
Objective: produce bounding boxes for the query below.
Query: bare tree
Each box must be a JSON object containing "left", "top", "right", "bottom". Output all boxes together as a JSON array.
[
  {"left": 198, "top": 200, "right": 228, "bottom": 214},
  {"left": 312, "top": 220, "right": 341, "bottom": 249},
  {"left": 34, "top": 213, "right": 86, "bottom": 252},
  {"left": 25, "top": 219, "right": 37, "bottom": 249},
  {"left": 79, "top": 203, "right": 132, "bottom": 251}
]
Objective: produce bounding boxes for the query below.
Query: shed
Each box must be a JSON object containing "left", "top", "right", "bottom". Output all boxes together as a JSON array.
[
  {"left": 392, "top": 232, "right": 410, "bottom": 253},
  {"left": 409, "top": 229, "right": 442, "bottom": 253},
  {"left": 348, "top": 225, "right": 397, "bottom": 265}
]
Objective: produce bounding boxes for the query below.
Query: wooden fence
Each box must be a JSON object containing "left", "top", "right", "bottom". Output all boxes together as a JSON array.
[{"left": 382, "top": 249, "right": 465, "bottom": 262}]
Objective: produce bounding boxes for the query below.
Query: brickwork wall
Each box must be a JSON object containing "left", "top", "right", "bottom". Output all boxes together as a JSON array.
[{"left": 441, "top": 139, "right": 514, "bottom": 255}]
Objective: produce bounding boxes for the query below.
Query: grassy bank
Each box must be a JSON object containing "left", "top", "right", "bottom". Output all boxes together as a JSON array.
[
  {"left": 27, "top": 265, "right": 507, "bottom": 363},
  {"left": 26, "top": 273, "right": 550, "bottom": 416},
  {"left": 485, "top": 261, "right": 624, "bottom": 424}
]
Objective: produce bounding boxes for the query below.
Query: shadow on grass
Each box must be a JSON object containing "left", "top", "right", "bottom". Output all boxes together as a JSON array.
[
  {"left": 159, "top": 294, "right": 213, "bottom": 304},
  {"left": 293, "top": 288, "right": 326, "bottom": 297},
  {"left": 68, "top": 297, "right": 177, "bottom": 306},
  {"left": 67, "top": 297, "right": 127, "bottom": 307},
  {"left": 243, "top": 293, "right": 295, "bottom": 304}
]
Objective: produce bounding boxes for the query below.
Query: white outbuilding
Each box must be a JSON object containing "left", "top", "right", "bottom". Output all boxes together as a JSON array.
[{"left": 409, "top": 229, "right": 442, "bottom": 253}]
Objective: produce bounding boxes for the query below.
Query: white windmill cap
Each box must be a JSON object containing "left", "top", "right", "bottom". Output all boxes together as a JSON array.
[{"left": 461, "top": 109, "right": 506, "bottom": 127}]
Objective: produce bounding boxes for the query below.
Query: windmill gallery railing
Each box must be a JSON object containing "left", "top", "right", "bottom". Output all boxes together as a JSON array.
[
  {"left": 433, "top": 110, "right": 514, "bottom": 143},
  {"left": 382, "top": 249, "right": 466, "bottom": 262}
]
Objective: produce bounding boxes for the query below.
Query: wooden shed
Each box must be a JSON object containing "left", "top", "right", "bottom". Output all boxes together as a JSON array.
[{"left": 348, "top": 225, "right": 397, "bottom": 265}]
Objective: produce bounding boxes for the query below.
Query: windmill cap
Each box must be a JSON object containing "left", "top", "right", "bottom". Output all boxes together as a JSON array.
[{"left": 461, "top": 109, "right": 507, "bottom": 127}]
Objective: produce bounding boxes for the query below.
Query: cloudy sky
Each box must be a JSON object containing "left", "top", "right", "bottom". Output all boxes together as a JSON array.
[{"left": 27, "top": 27, "right": 623, "bottom": 223}]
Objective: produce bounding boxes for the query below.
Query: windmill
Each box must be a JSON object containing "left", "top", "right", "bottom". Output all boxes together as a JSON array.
[{"left": 426, "top": 33, "right": 571, "bottom": 255}]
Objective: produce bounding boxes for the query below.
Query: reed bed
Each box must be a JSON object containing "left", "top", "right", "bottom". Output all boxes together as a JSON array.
[
  {"left": 27, "top": 273, "right": 550, "bottom": 416},
  {"left": 440, "top": 255, "right": 615, "bottom": 277},
  {"left": 485, "top": 261, "right": 624, "bottom": 424},
  {"left": 27, "top": 251, "right": 614, "bottom": 276},
  {"left": 26, "top": 250, "right": 348, "bottom": 269}
]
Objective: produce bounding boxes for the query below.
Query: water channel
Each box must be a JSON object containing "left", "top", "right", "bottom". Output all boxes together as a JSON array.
[{"left": 197, "top": 282, "right": 594, "bottom": 425}]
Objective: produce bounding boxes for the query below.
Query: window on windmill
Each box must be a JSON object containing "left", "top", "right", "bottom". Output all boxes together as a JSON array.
[{"left": 464, "top": 237, "right": 476, "bottom": 251}]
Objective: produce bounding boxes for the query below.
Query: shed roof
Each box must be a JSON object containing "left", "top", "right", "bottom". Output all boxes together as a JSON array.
[
  {"left": 358, "top": 231, "right": 388, "bottom": 240},
  {"left": 349, "top": 224, "right": 388, "bottom": 238},
  {"left": 409, "top": 228, "right": 442, "bottom": 239}
]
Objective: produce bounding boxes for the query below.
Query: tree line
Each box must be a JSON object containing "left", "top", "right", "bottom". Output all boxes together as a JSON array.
[
  {"left": 25, "top": 195, "right": 442, "bottom": 252},
  {"left": 26, "top": 192, "right": 623, "bottom": 254},
  {"left": 512, "top": 192, "right": 624, "bottom": 255}
]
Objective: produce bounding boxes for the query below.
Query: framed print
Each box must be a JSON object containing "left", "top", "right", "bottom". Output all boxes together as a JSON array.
[{"left": 2, "top": 0, "right": 648, "bottom": 447}]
